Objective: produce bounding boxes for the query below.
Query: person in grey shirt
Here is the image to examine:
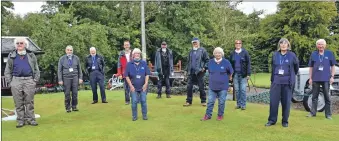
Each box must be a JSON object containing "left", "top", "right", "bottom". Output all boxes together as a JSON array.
[
  {"left": 58, "top": 45, "right": 83, "bottom": 113},
  {"left": 4, "top": 37, "right": 40, "bottom": 128}
]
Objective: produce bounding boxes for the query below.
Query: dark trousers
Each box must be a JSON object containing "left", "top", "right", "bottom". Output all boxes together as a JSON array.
[
  {"left": 90, "top": 70, "right": 106, "bottom": 102},
  {"left": 186, "top": 72, "right": 206, "bottom": 104},
  {"left": 311, "top": 82, "right": 331, "bottom": 117},
  {"left": 268, "top": 83, "right": 292, "bottom": 124},
  {"left": 123, "top": 78, "right": 130, "bottom": 102},
  {"left": 63, "top": 75, "right": 79, "bottom": 110},
  {"left": 157, "top": 74, "right": 171, "bottom": 95}
]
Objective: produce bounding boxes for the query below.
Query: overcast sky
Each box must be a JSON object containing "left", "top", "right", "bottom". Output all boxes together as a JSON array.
[{"left": 11, "top": 2, "right": 278, "bottom": 18}]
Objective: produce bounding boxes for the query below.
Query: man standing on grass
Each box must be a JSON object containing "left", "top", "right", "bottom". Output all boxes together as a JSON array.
[
  {"left": 155, "top": 41, "right": 174, "bottom": 99},
  {"left": 117, "top": 40, "right": 133, "bottom": 105},
  {"left": 85, "top": 47, "right": 108, "bottom": 104},
  {"left": 229, "top": 40, "right": 251, "bottom": 110},
  {"left": 5, "top": 37, "right": 40, "bottom": 128},
  {"left": 307, "top": 39, "right": 336, "bottom": 120},
  {"left": 58, "top": 45, "right": 83, "bottom": 113},
  {"left": 183, "top": 37, "right": 209, "bottom": 107}
]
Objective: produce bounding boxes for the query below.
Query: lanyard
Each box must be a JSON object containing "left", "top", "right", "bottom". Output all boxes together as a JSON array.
[
  {"left": 279, "top": 54, "right": 287, "bottom": 65},
  {"left": 319, "top": 54, "right": 324, "bottom": 63},
  {"left": 92, "top": 56, "right": 96, "bottom": 66},
  {"left": 134, "top": 63, "right": 141, "bottom": 74},
  {"left": 68, "top": 58, "right": 72, "bottom": 67}
]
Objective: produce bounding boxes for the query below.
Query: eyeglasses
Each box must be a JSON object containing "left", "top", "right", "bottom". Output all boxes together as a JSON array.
[
  {"left": 235, "top": 43, "right": 242, "bottom": 44},
  {"left": 16, "top": 42, "right": 24, "bottom": 45}
]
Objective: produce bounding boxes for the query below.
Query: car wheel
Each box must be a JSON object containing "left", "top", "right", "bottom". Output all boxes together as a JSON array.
[{"left": 303, "top": 91, "right": 325, "bottom": 112}]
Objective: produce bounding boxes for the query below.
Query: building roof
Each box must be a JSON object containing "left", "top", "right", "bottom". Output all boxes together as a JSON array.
[{"left": 1, "top": 36, "right": 44, "bottom": 54}]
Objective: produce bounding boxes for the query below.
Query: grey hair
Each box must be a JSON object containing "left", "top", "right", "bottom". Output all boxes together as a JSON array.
[
  {"left": 213, "top": 47, "right": 224, "bottom": 56},
  {"left": 316, "top": 39, "right": 326, "bottom": 45},
  {"left": 89, "top": 47, "right": 96, "bottom": 51},
  {"left": 14, "top": 37, "right": 29, "bottom": 48},
  {"left": 277, "top": 38, "right": 291, "bottom": 51},
  {"left": 65, "top": 45, "right": 73, "bottom": 50}
]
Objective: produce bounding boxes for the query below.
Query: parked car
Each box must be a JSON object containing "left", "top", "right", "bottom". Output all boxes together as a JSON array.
[{"left": 292, "top": 65, "right": 339, "bottom": 112}]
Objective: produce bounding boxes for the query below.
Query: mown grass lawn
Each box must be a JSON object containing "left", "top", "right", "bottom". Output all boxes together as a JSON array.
[
  {"left": 1, "top": 90, "right": 339, "bottom": 141},
  {"left": 251, "top": 73, "right": 271, "bottom": 88}
]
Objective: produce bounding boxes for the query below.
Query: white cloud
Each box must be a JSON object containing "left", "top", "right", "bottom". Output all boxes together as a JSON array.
[
  {"left": 11, "top": 2, "right": 278, "bottom": 18},
  {"left": 237, "top": 2, "right": 278, "bottom": 18},
  {"left": 12, "top": 2, "right": 45, "bottom": 16}
]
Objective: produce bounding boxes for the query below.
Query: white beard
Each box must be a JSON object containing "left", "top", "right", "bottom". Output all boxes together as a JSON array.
[
  {"left": 193, "top": 47, "right": 198, "bottom": 50},
  {"left": 162, "top": 48, "right": 167, "bottom": 52}
]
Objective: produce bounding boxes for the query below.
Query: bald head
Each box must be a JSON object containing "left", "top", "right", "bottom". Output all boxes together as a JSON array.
[{"left": 90, "top": 47, "right": 96, "bottom": 56}]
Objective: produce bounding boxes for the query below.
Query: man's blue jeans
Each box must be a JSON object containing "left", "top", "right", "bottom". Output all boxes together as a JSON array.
[
  {"left": 234, "top": 73, "right": 247, "bottom": 108},
  {"left": 205, "top": 89, "right": 227, "bottom": 117},
  {"left": 130, "top": 91, "right": 147, "bottom": 118}
]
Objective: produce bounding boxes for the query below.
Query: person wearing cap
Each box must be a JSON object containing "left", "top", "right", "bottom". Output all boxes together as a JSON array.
[
  {"left": 229, "top": 40, "right": 251, "bottom": 110},
  {"left": 201, "top": 47, "right": 233, "bottom": 121},
  {"left": 265, "top": 38, "right": 299, "bottom": 128},
  {"left": 4, "top": 37, "right": 40, "bottom": 128},
  {"left": 117, "top": 40, "right": 133, "bottom": 105},
  {"left": 85, "top": 47, "right": 107, "bottom": 104},
  {"left": 154, "top": 41, "right": 174, "bottom": 99},
  {"left": 183, "top": 37, "right": 209, "bottom": 107},
  {"left": 306, "top": 39, "right": 336, "bottom": 120},
  {"left": 125, "top": 48, "right": 151, "bottom": 121},
  {"left": 57, "top": 45, "right": 83, "bottom": 113}
]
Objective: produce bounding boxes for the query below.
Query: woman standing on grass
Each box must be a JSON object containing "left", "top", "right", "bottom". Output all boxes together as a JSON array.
[
  {"left": 265, "top": 38, "right": 299, "bottom": 128},
  {"left": 125, "top": 48, "right": 151, "bottom": 121},
  {"left": 201, "top": 47, "right": 233, "bottom": 121}
]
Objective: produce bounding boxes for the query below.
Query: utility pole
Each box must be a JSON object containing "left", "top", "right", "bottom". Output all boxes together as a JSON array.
[{"left": 141, "top": 0, "right": 146, "bottom": 61}]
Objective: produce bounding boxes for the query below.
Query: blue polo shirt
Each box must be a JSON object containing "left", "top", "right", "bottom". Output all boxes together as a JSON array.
[
  {"left": 308, "top": 50, "right": 337, "bottom": 82},
  {"left": 125, "top": 60, "right": 151, "bottom": 92},
  {"left": 12, "top": 54, "right": 33, "bottom": 77},
  {"left": 208, "top": 58, "right": 233, "bottom": 91},
  {"left": 273, "top": 53, "right": 291, "bottom": 84}
]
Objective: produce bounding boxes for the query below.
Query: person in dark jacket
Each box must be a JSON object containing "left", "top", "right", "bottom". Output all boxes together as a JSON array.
[
  {"left": 154, "top": 41, "right": 174, "bottom": 98},
  {"left": 265, "top": 38, "right": 299, "bottom": 128},
  {"left": 85, "top": 47, "right": 107, "bottom": 104},
  {"left": 58, "top": 45, "right": 83, "bottom": 113},
  {"left": 306, "top": 39, "right": 336, "bottom": 120},
  {"left": 229, "top": 40, "right": 251, "bottom": 110},
  {"left": 183, "top": 37, "right": 209, "bottom": 107},
  {"left": 4, "top": 37, "right": 40, "bottom": 128},
  {"left": 117, "top": 40, "right": 133, "bottom": 105},
  {"left": 201, "top": 47, "right": 233, "bottom": 121}
]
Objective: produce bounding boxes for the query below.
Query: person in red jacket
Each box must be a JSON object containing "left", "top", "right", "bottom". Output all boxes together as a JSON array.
[{"left": 117, "top": 40, "right": 133, "bottom": 105}]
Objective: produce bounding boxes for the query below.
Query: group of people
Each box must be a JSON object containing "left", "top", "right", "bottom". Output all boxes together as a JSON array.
[{"left": 4, "top": 37, "right": 335, "bottom": 128}]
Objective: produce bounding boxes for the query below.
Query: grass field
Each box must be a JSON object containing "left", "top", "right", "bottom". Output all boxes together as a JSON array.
[
  {"left": 1, "top": 91, "right": 339, "bottom": 141},
  {"left": 251, "top": 73, "right": 271, "bottom": 88}
]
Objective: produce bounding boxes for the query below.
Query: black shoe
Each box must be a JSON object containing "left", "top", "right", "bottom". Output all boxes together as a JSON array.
[
  {"left": 306, "top": 114, "right": 316, "bottom": 117},
  {"left": 241, "top": 107, "right": 246, "bottom": 110},
  {"left": 143, "top": 116, "right": 148, "bottom": 120},
  {"left": 102, "top": 101, "right": 108, "bottom": 103},
  {"left": 282, "top": 123, "right": 288, "bottom": 127},
  {"left": 27, "top": 121, "right": 38, "bottom": 126},
  {"left": 92, "top": 101, "right": 98, "bottom": 104},
  {"left": 166, "top": 95, "right": 171, "bottom": 98},
  {"left": 156, "top": 95, "right": 161, "bottom": 99},
  {"left": 326, "top": 116, "right": 333, "bottom": 120},
  {"left": 66, "top": 109, "right": 71, "bottom": 113},
  {"left": 265, "top": 122, "right": 276, "bottom": 127},
  {"left": 132, "top": 117, "right": 138, "bottom": 121},
  {"left": 72, "top": 108, "right": 79, "bottom": 111},
  {"left": 16, "top": 122, "right": 24, "bottom": 128},
  {"left": 235, "top": 106, "right": 241, "bottom": 109}
]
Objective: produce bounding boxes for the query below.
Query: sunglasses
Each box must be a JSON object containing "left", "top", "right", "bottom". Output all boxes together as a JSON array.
[
  {"left": 235, "top": 43, "right": 242, "bottom": 44},
  {"left": 16, "top": 42, "right": 24, "bottom": 45}
]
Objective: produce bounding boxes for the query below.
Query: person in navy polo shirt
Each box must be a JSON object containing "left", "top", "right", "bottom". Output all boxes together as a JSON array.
[
  {"left": 5, "top": 37, "right": 40, "bottom": 128},
  {"left": 85, "top": 47, "right": 107, "bottom": 104},
  {"left": 125, "top": 48, "right": 151, "bottom": 121},
  {"left": 265, "top": 38, "right": 299, "bottom": 128},
  {"left": 307, "top": 39, "right": 336, "bottom": 120},
  {"left": 229, "top": 40, "right": 251, "bottom": 110},
  {"left": 201, "top": 47, "right": 233, "bottom": 121}
]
